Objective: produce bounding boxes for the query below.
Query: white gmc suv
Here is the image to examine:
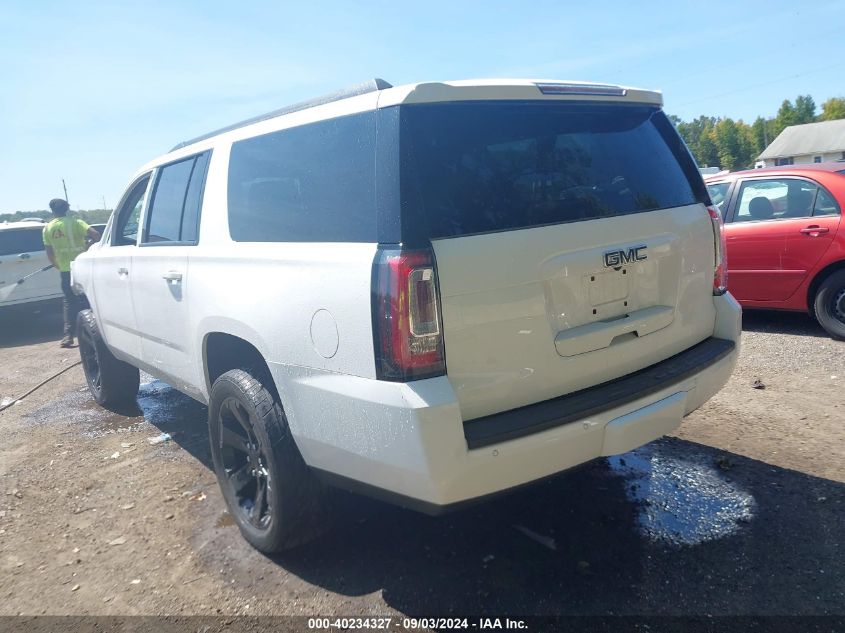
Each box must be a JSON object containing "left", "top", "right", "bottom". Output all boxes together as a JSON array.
[{"left": 72, "top": 78, "right": 741, "bottom": 552}]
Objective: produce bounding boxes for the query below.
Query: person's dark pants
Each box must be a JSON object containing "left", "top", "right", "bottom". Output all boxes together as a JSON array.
[{"left": 60, "top": 271, "right": 84, "bottom": 338}]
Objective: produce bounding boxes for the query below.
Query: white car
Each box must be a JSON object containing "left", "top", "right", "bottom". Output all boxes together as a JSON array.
[
  {"left": 72, "top": 78, "right": 741, "bottom": 552},
  {"left": 0, "top": 220, "right": 62, "bottom": 310}
]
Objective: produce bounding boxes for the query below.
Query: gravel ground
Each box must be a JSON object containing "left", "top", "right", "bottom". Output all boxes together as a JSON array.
[{"left": 0, "top": 305, "right": 843, "bottom": 624}]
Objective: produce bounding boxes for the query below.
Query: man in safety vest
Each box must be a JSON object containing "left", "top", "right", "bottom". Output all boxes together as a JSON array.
[{"left": 42, "top": 199, "right": 101, "bottom": 347}]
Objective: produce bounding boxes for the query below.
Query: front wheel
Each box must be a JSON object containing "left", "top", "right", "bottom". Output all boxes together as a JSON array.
[
  {"left": 77, "top": 309, "right": 140, "bottom": 408},
  {"left": 813, "top": 270, "right": 845, "bottom": 340},
  {"left": 208, "top": 369, "right": 331, "bottom": 553}
]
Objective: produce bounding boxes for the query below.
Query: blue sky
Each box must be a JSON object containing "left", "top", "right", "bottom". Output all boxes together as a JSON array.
[{"left": 2, "top": 0, "right": 844, "bottom": 213}]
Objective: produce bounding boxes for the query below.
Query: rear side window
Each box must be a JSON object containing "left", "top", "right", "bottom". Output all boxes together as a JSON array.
[
  {"left": 706, "top": 182, "right": 731, "bottom": 217},
  {"left": 733, "top": 178, "right": 822, "bottom": 222},
  {"left": 400, "top": 103, "right": 704, "bottom": 240},
  {"left": 143, "top": 151, "right": 210, "bottom": 244},
  {"left": 814, "top": 187, "right": 840, "bottom": 216},
  {"left": 227, "top": 112, "right": 376, "bottom": 242},
  {"left": 0, "top": 228, "right": 45, "bottom": 256}
]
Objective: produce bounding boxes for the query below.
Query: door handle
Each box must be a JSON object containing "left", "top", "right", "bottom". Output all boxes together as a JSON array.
[
  {"left": 799, "top": 226, "right": 829, "bottom": 236},
  {"left": 18, "top": 253, "right": 31, "bottom": 260},
  {"left": 117, "top": 267, "right": 129, "bottom": 276},
  {"left": 162, "top": 271, "right": 183, "bottom": 282}
]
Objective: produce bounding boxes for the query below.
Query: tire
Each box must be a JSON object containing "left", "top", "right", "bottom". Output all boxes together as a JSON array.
[
  {"left": 77, "top": 309, "right": 140, "bottom": 407},
  {"left": 208, "top": 368, "right": 332, "bottom": 553},
  {"left": 813, "top": 269, "right": 845, "bottom": 340}
]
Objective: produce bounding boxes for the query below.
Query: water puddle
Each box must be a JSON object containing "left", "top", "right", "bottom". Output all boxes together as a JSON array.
[
  {"left": 27, "top": 379, "right": 205, "bottom": 438},
  {"left": 135, "top": 380, "right": 203, "bottom": 427},
  {"left": 608, "top": 439, "right": 756, "bottom": 547}
]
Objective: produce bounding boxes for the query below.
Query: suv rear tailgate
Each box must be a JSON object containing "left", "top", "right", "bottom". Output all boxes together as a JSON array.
[{"left": 432, "top": 205, "right": 715, "bottom": 420}]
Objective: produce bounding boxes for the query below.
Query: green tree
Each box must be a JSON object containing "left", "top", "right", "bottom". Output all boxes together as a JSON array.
[
  {"left": 671, "top": 91, "right": 844, "bottom": 169},
  {"left": 712, "top": 118, "right": 742, "bottom": 171},
  {"left": 712, "top": 118, "right": 757, "bottom": 171},
  {"left": 0, "top": 209, "right": 111, "bottom": 224},
  {"left": 677, "top": 115, "right": 719, "bottom": 167},
  {"left": 819, "top": 97, "right": 845, "bottom": 121},
  {"left": 750, "top": 116, "right": 770, "bottom": 155},
  {"left": 794, "top": 94, "right": 816, "bottom": 124},
  {"left": 772, "top": 99, "right": 797, "bottom": 138}
]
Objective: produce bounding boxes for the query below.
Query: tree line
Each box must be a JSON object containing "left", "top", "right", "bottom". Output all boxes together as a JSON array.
[
  {"left": 0, "top": 209, "right": 112, "bottom": 224},
  {"left": 671, "top": 96, "right": 845, "bottom": 172}
]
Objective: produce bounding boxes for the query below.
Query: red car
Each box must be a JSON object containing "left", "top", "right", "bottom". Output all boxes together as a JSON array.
[{"left": 705, "top": 163, "right": 845, "bottom": 339}]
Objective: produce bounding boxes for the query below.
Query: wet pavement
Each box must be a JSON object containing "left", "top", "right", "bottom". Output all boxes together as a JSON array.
[
  {"left": 24, "top": 376, "right": 845, "bottom": 617},
  {"left": 607, "top": 449, "right": 756, "bottom": 547}
]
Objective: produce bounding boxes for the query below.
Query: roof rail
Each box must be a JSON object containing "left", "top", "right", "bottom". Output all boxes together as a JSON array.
[{"left": 170, "top": 78, "right": 393, "bottom": 152}]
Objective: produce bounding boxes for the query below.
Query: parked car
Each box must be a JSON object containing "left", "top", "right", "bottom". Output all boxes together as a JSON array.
[
  {"left": 705, "top": 164, "right": 845, "bottom": 338},
  {"left": 72, "top": 78, "right": 741, "bottom": 552},
  {"left": 0, "top": 219, "right": 62, "bottom": 312}
]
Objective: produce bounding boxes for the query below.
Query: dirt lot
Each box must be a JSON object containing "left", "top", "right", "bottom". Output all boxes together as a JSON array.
[{"left": 0, "top": 306, "right": 843, "bottom": 620}]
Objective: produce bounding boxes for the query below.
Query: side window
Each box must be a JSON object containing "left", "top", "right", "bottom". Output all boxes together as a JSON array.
[
  {"left": 814, "top": 187, "right": 840, "bottom": 217},
  {"left": 732, "top": 178, "right": 818, "bottom": 223},
  {"left": 0, "top": 228, "right": 45, "bottom": 256},
  {"left": 227, "top": 112, "right": 376, "bottom": 242},
  {"left": 113, "top": 175, "right": 151, "bottom": 246},
  {"left": 706, "top": 182, "right": 731, "bottom": 217},
  {"left": 143, "top": 151, "right": 210, "bottom": 245}
]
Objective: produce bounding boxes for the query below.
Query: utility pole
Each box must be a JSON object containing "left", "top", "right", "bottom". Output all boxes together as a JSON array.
[
  {"left": 102, "top": 195, "right": 108, "bottom": 211},
  {"left": 62, "top": 179, "right": 70, "bottom": 206}
]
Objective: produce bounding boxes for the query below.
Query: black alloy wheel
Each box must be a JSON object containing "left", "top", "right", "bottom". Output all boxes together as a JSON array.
[
  {"left": 217, "top": 397, "right": 273, "bottom": 531},
  {"left": 208, "top": 368, "right": 332, "bottom": 553}
]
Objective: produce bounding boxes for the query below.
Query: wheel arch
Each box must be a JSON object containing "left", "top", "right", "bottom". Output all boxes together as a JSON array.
[
  {"left": 203, "top": 332, "right": 280, "bottom": 401},
  {"left": 807, "top": 259, "right": 845, "bottom": 316}
]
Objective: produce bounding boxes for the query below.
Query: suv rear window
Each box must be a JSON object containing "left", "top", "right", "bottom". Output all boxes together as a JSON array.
[
  {"left": 0, "top": 228, "right": 45, "bottom": 256},
  {"left": 400, "top": 102, "right": 705, "bottom": 239}
]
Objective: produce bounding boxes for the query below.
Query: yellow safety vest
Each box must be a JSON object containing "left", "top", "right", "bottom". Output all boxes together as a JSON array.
[{"left": 42, "top": 217, "right": 90, "bottom": 272}]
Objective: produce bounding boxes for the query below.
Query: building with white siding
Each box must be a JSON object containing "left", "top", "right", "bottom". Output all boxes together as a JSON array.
[{"left": 756, "top": 119, "right": 845, "bottom": 168}]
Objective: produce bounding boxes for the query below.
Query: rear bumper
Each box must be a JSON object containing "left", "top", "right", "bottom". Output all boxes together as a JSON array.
[
  {"left": 273, "top": 293, "right": 741, "bottom": 511},
  {"left": 464, "top": 337, "right": 734, "bottom": 449}
]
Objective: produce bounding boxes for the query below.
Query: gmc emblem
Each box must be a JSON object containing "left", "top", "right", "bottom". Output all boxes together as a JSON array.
[{"left": 604, "top": 245, "right": 647, "bottom": 269}]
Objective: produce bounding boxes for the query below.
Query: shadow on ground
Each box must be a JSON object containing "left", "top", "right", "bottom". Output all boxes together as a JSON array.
[
  {"left": 116, "top": 383, "right": 844, "bottom": 617},
  {"left": 269, "top": 441, "right": 843, "bottom": 617},
  {"left": 0, "top": 301, "right": 63, "bottom": 347},
  {"left": 32, "top": 379, "right": 843, "bottom": 617},
  {"left": 741, "top": 309, "right": 828, "bottom": 338}
]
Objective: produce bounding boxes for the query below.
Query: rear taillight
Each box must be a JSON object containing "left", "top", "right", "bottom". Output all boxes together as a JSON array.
[
  {"left": 708, "top": 206, "right": 728, "bottom": 295},
  {"left": 372, "top": 247, "right": 446, "bottom": 381}
]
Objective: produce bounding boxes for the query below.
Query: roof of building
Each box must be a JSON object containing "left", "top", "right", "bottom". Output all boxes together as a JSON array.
[{"left": 758, "top": 119, "right": 845, "bottom": 159}]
